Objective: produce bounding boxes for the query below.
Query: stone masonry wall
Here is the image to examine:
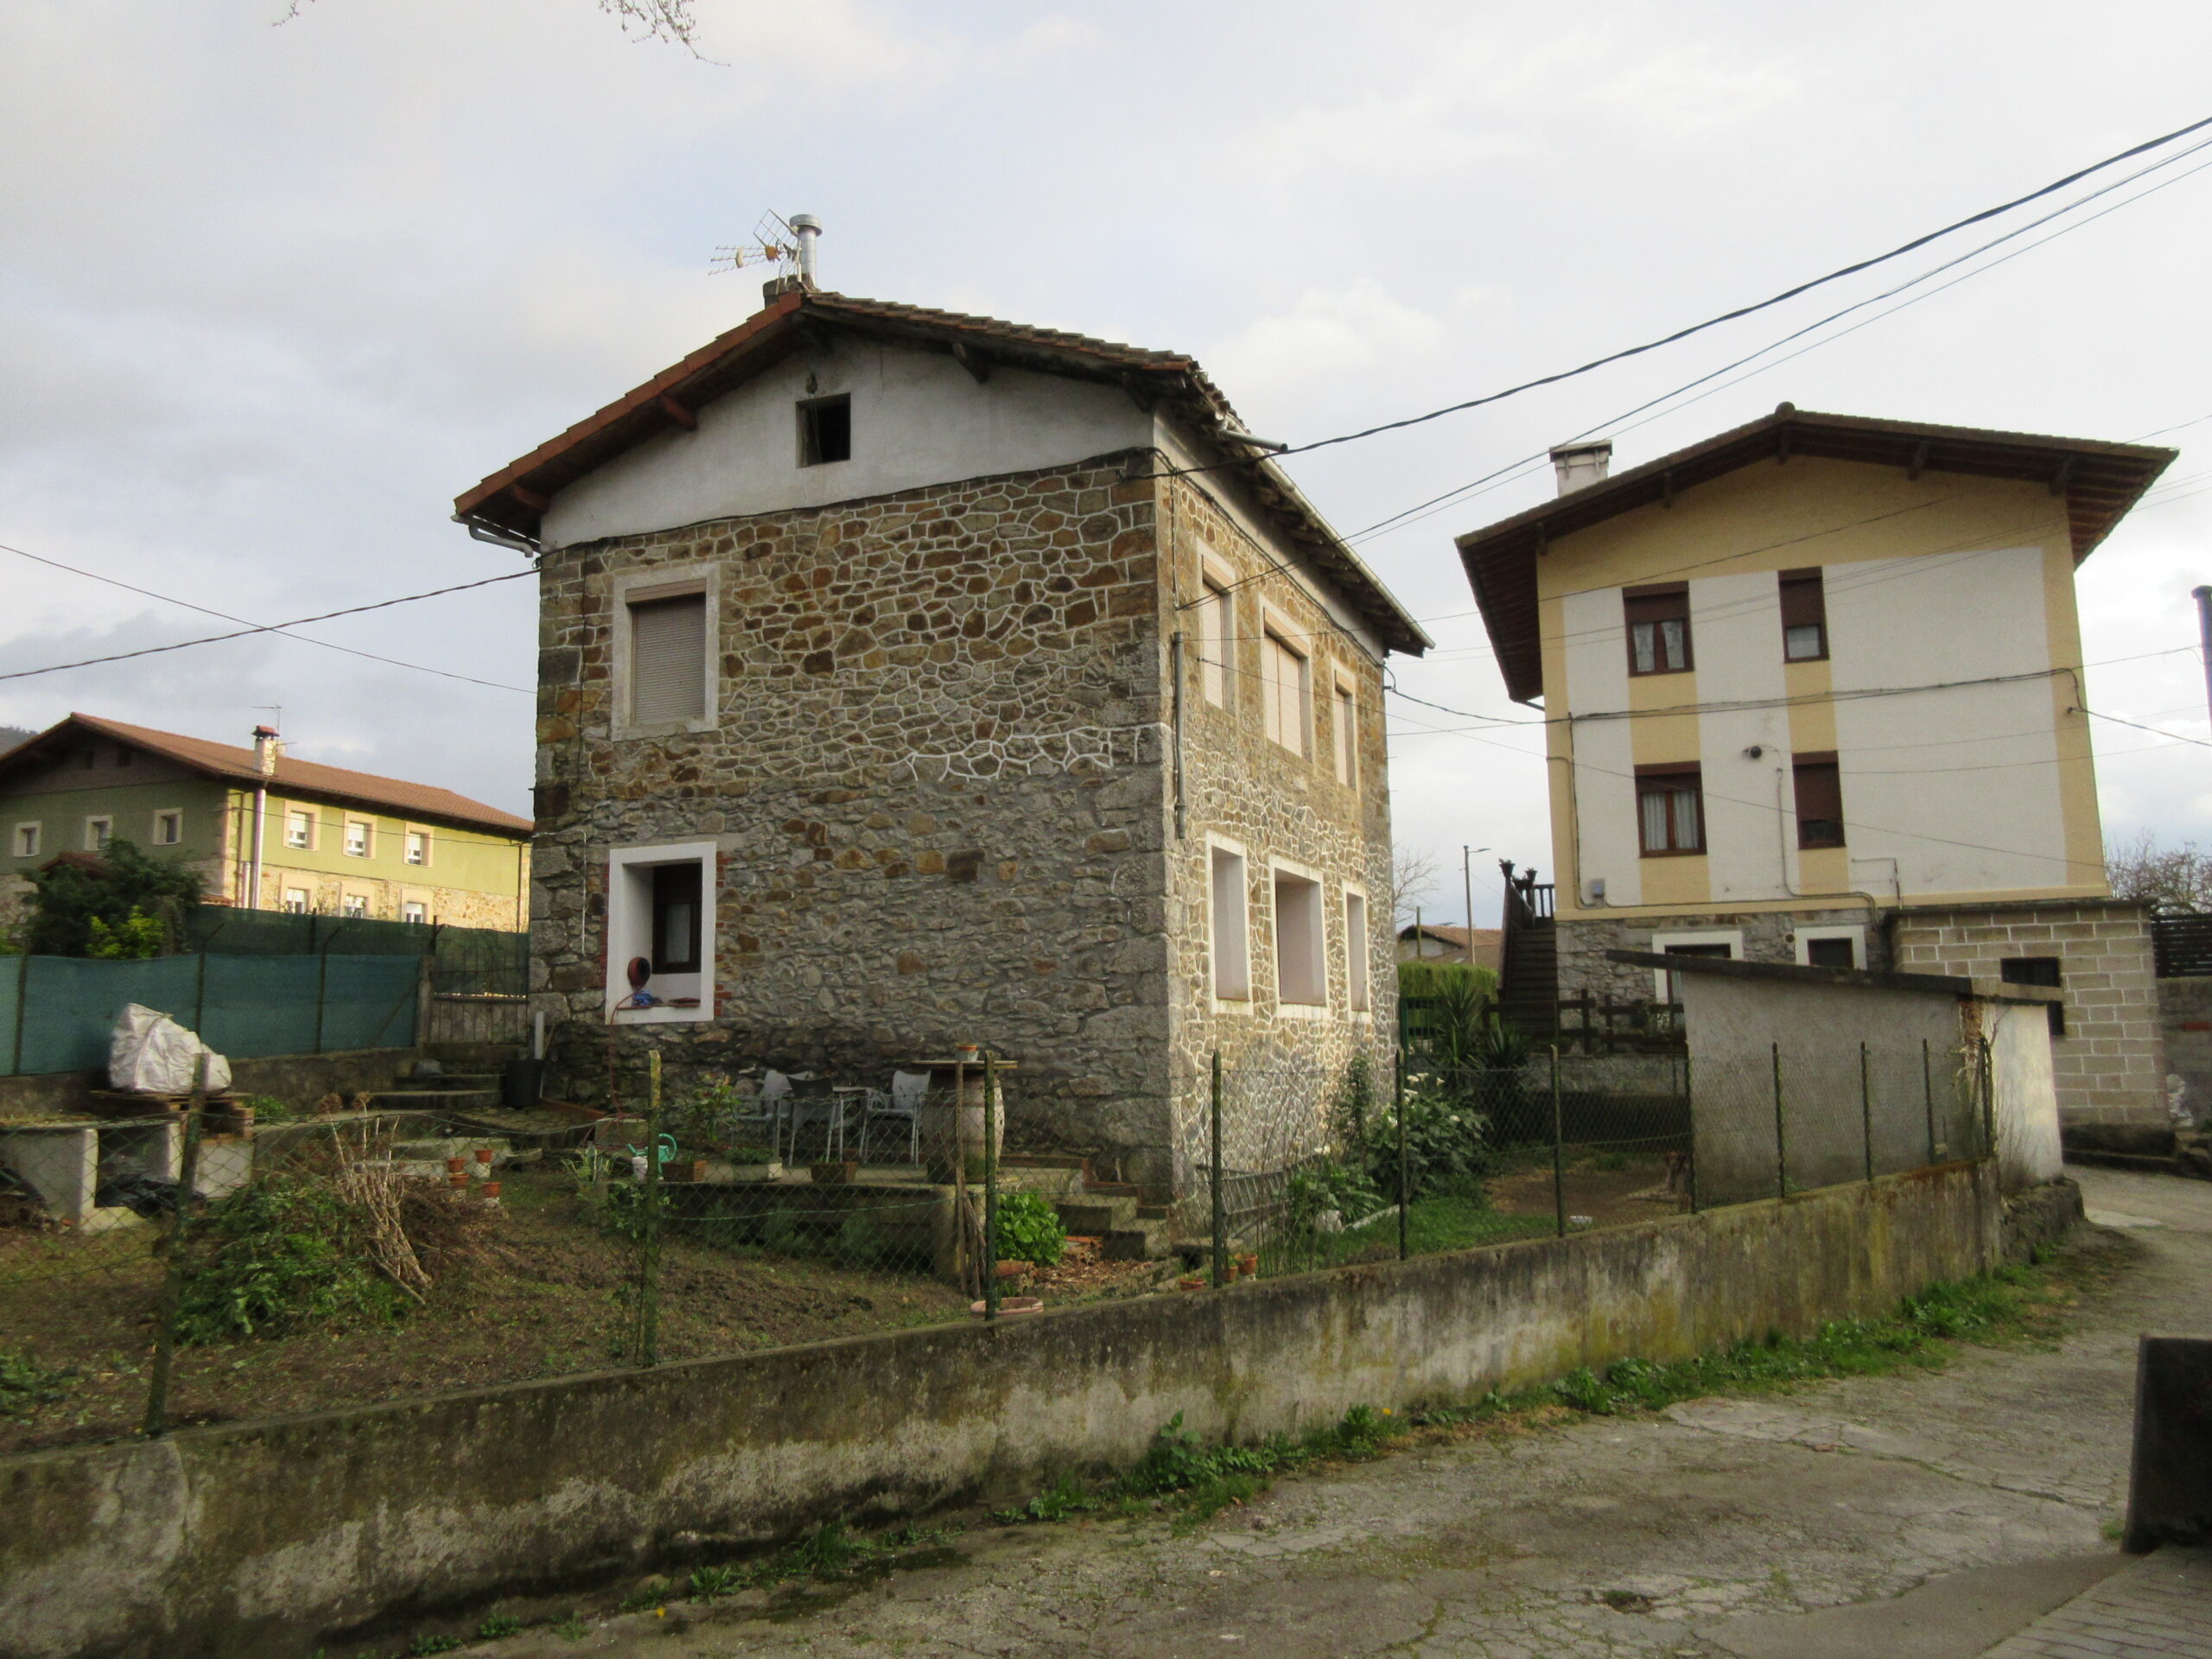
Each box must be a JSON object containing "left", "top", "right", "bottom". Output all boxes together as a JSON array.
[
  {"left": 531, "top": 454, "right": 1181, "bottom": 1184},
  {"left": 1555, "top": 907, "right": 1891, "bottom": 1005},
  {"left": 2156, "top": 975, "right": 2212, "bottom": 1126},
  {"left": 1890, "top": 903, "right": 2164, "bottom": 1125},
  {"left": 1160, "top": 474, "right": 1396, "bottom": 1191}
]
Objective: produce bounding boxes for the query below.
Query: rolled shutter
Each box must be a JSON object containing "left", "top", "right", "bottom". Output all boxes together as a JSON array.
[{"left": 629, "top": 594, "right": 707, "bottom": 724}]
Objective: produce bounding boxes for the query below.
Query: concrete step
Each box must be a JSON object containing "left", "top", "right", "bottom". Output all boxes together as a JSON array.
[
  {"left": 1103, "top": 1217, "right": 1170, "bottom": 1261},
  {"left": 1054, "top": 1198, "right": 1138, "bottom": 1235}
]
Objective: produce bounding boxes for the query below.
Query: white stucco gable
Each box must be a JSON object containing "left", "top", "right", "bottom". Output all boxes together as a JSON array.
[{"left": 539, "top": 337, "right": 1154, "bottom": 550}]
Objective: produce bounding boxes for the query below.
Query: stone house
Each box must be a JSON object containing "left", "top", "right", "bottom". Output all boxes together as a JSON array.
[
  {"left": 0, "top": 714, "right": 531, "bottom": 931},
  {"left": 454, "top": 279, "right": 1429, "bottom": 1192},
  {"left": 1454, "top": 407, "right": 2174, "bottom": 1127}
]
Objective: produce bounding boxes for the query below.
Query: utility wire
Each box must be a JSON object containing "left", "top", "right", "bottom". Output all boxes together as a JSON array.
[
  {"left": 0, "top": 569, "right": 537, "bottom": 684},
  {"left": 0, "top": 541, "right": 531, "bottom": 695},
  {"left": 2077, "top": 707, "right": 2212, "bottom": 748}
]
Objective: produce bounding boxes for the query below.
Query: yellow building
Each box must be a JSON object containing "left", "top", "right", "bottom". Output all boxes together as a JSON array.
[
  {"left": 0, "top": 715, "right": 531, "bottom": 930},
  {"left": 1455, "top": 406, "right": 2175, "bottom": 1126}
]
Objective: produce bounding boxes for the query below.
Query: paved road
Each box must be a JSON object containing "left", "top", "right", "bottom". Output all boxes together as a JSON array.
[{"left": 491, "top": 1166, "right": 2210, "bottom": 1659}]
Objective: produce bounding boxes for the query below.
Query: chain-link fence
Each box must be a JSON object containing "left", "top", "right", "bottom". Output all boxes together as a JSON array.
[{"left": 1196, "top": 1037, "right": 1991, "bottom": 1284}]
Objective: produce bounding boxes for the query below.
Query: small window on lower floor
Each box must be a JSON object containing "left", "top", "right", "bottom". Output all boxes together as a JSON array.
[
  {"left": 1210, "top": 846, "right": 1250, "bottom": 1001},
  {"left": 1805, "top": 937, "right": 1856, "bottom": 969},
  {"left": 1273, "top": 868, "right": 1325, "bottom": 1007},
  {"left": 2000, "top": 956, "right": 2066, "bottom": 1037},
  {"left": 12, "top": 823, "right": 39, "bottom": 858},
  {"left": 340, "top": 893, "right": 369, "bottom": 919},
  {"left": 152, "top": 810, "right": 182, "bottom": 846},
  {"left": 85, "top": 817, "right": 112, "bottom": 853},
  {"left": 652, "top": 862, "right": 702, "bottom": 973},
  {"left": 282, "top": 888, "right": 309, "bottom": 914},
  {"left": 402, "top": 900, "right": 427, "bottom": 925}
]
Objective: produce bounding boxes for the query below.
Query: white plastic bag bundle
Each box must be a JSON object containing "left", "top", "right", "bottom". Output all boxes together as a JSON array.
[{"left": 109, "top": 1003, "right": 232, "bottom": 1096}]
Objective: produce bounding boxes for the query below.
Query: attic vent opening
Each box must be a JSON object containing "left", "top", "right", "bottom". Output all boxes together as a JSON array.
[{"left": 798, "top": 394, "right": 851, "bottom": 467}]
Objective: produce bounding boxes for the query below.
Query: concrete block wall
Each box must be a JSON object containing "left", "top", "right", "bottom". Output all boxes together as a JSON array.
[
  {"left": 2158, "top": 975, "right": 2212, "bottom": 1126},
  {"left": 1891, "top": 903, "right": 2164, "bottom": 1125}
]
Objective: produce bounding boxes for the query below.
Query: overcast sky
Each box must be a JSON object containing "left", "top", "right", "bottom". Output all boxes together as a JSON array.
[{"left": 3, "top": 1, "right": 2209, "bottom": 925}]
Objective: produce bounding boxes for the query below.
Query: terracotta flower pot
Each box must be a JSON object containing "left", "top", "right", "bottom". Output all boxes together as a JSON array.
[
  {"left": 995, "top": 1259, "right": 1031, "bottom": 1281},
  {"left": 448, "top": 1172, "right": 469, "bottom": 1191},
  {"left": 447, "top": 1157, "right": 467, "bottom": 1176},
  {"left": 1236, "top": 1253, "right": 1259, "bottom": 1277},
  {"left": 480, "top": 1180, "right": 502, "bottom": 1202}
]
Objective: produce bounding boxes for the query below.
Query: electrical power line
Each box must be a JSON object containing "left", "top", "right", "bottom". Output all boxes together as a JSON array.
[
  {"left": 0, "top": 541, "right": 531, "bottom": 696},
  {"left": 0, "top": 569, "right": 537, "bottom": 684}
]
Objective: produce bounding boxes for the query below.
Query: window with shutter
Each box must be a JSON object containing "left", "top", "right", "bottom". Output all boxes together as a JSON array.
[
  {"left": 1198, "top": 579, "right": 1230, "bottom": 708},
  {"left": 1792, "top": 754, "right": 1845, "bottom": 848},
  {"left": 628, "top": 594, "right": 708, "bottom": 725},
  {"left": 1624, "top": 584, "right": 1692, "bottom": 676},
  {"left": 1333, "top": 684, "right": 1357, "bottom": 786},
  {"left": 1262, "top": 629, "right": 1307, "bottom": 756},
  {"left": 1779, "top": 568, "right": 1827, "bottom": 661},
  {"left": 1635, "top": 766, "right": 1704, "bottom": 855}
]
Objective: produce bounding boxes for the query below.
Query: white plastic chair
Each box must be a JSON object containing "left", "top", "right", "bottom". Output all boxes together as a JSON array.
[{"left": 860, "top": 1070, "right": 930, "bottom": 1166}]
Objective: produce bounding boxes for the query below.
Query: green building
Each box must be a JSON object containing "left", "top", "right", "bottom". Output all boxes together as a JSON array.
[{"left": 0, "top": 715, "right": 531, "bottom": 930}]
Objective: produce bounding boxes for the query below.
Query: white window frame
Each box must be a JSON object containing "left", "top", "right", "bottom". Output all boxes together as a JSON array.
[
  {"left": 151, "top": 809, "right": 183, "bottom": 847},
  {"left": 340, "top": 893, "right": 371, "bottom": 920},
  {"left": 606, "top": 839, "right": 718, "bottom": 1025},
  {"left": 84, "top": 816, "right": 112, "bottom": 852},
  {"left": 282, "top": 887, "right": 309, "bottom": 915},
  {"left": 1794, "top": 924, "right": 1866, "bottom": 970},
  {"left": 402, "top": 899, "right": 428, "bottom": 925},
  {"left": 1343, "top": 884, "right": 1371, "bottom": 1015},
  {"left": 1270, "top": 856, "right": 1328, "bottom": 1015},
  {"left": 1332, "top": 677, "right": 1358, "bottom": 789},
  {"left": 11, "top": 823, "right": 40, "bottom": 858},
  {"left": 1260, "top": 610, "right": 1311, "bottom": 758},
  {"left": 284, "top": 809, "right": 314, "bottom": 851},
  {"left": 1197, "top": 552, "right": 1235, "bottom": 710},
  {"left": 343, "top": 818, "right": 372, "bottom": 858},
  {"left": 1648, "top": 928, "right": 1745, "bottom": 1001},
  {"left": 612, "top": 562, "right": 720, "bottom": 740},
  {"left": 1206, "top": 836, "right": 1251, "bottom": 1007},
  {"left": 404, "top": 829, "right": 429, "bottom": 868}
]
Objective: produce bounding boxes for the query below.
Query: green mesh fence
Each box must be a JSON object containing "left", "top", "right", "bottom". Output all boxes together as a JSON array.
[
  {"left": 0, "top": 953, "right": 421, "bottom": 1076},
  {"left": 184, "top": 907, "right": 526, "bottom": 996}
]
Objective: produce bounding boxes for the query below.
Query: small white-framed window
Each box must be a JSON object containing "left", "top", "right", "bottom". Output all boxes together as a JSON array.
[
  {"left": 1272, "top": 864, "right": 1326, "bottom": 1009},
  {"left": 343, "top": 819, "right": 372, "bottom": 858},
  {"left": 1262, "top": 625, "right": 1309, "bottom": 757},
  {"left": 613, "top": 564, "right": 719, "bottom": 738},
  {"left": 1795, "top": 924, "right": 1866, "bottom": 971},
  {"left": 340, "top": 893, "right": 370, "bottom": 919},
  {"left": 607, "top": 840, "right": 717, "bottom": 1025},
  {"left": 1332, "top": 680, "right": 1357, "bottom": 788},
  {"left": 404, "top": 830, "right": 429, "bottom": 867},
  {"left": 1208, "top": 841, "right": 1250, "bottom": 1002},
  {"left": 282, "top": 887, "right": 309, "bottom": 915},
  {"left": 1648, "top": 928, "right": 1744, "bottom": 1002},
  {"left": 1197, "top": 566, "right": 1232, "bottom": 709},
  {"left": 12, "top": 823, "right": 40, "bottom": 858},
  {"left": 402, "top": 900, "right": 428, "bottom": 925},
  {"left": 85, "top": 817, "right": 112, "bottom": 852},
  {"left": 152, "top": 810, "right": 182, "bottom": 847},
  {"left": 285, "top": 810, "right": 314, "bottom": 850},
  {"left": 1344, "top": 888, "right": 1370, "bottom": 1013}
]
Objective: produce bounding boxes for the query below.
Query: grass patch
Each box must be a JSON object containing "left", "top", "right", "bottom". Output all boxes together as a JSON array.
[
  {"left": 0, "top": 1350, "right": 74, "bottom": 1419},
  {"left": 1271, "top": 1195, "right": 1553, "bottom": 1274},
  {"left": 608, "top": 1520, "right": 954, "bottom": 1615}
]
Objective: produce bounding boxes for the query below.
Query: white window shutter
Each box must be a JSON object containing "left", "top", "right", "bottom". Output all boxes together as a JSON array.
[{"left": 630, "top": 594, "right": 707, "bottom": 724}]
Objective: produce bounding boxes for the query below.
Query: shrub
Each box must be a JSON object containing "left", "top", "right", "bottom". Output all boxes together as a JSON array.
[
  {"left": 1359, "top": 1089, "right": 1491, "bottom": 1201},
  {"left": 1286, "top": 1160, "right": 1382, "bottom": 1233},
  {"left": 22, "top": 838, "right": 200, "bottom": 957},
  {"left": 175, "top": 1177, "right": 406, "bottom": 1343},
  {"left": 993, "top": 1192, "right": 1066, "bottom": 1267}
]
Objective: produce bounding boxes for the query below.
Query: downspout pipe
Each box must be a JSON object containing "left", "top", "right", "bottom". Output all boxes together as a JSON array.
[{"left": 249, "top": 725, "right": 278, "bottom": 911}]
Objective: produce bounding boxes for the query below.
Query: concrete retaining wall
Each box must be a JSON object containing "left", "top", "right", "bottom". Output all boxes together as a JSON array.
[
  {"left": 0, "top": 1047, "right": 417, "bottom": 1121},
  {"left": 0, "top": 1161, "right": 2002, "bottom": 1659}
]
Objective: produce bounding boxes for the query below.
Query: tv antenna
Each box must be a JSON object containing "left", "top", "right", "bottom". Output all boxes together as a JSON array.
[{"left": 710, "top": 211, "right": 802, "bottom": 278}]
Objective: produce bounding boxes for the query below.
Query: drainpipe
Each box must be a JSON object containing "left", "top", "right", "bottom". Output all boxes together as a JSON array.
[{"left": 248, "top": 725, "right": 279, "bottom": 910}]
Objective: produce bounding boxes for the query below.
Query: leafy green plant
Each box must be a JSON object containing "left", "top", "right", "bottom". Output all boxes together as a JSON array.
[
  {"left": 688, "top": 1564, "right": 745, "bottom": 1600},
  {"left": 410, "top": 1637, "right": 464, "bottom": 1656},
  {"left": 22, "top": 837, "right": 200, "bottom": 957},
  {"left": 1359, "top": 1089, "right": 1491, "bottom": 1201},
  {"left": 475, "top": 1613, "right": 522, "bottom": 1639},
  {"left": 552, "top": 1615, "right": 589, "bottom": 1639},
  {"left": 0, "top": 1350, "right": 74, "bottom": 1418},
  {"left": 174, "top": 1177, "right": 406, "bottom": 1343},
  {"left": 234, "top": 1093, "right": 298, "bottom": 1125},
  {"left": 1285, "top": 1160, "right": 1382, "bottom": 1234},
  {"left": 991, "top": 1191, "right": 1066, "bottom": 1267},
  {"left": 86, "top": 906, "right": 168, "bottom": 960},
  {"left": 835, "top": 1211, "right": 887, "bottom": 1268}
]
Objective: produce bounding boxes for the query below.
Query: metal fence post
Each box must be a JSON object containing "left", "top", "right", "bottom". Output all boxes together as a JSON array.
[
  {"left": 1922, "top": 1037, "right": 1938, "bottom": 1164},
  {"left": 638, "top": 1048, "right": 663, "bottom": 1366},
  {"left": 9, "top": 951, "right": 26, "bottom": 1077},
  {"left": 1771, "top": 1041, "right": 1787, "bottom": 1198},
  {"left": 1209, "top": 1049, "right": 1226, "bottom": 1288},
  {"left": 1394, "top": 1052, "right": 1408, "bottom": 1261},
  {"left": 1980, "top": 1038, "right": 1997, "bottom": 1165},
  {"left": 311, "top": 936, "right": 334, "bottom": 1055},
  {"left": 983, "top": 1050, "right": 1001, "bottom": 1321},
  {"left": 143, "top": 1054, "right": 209, "bottom": 1437},
  {"left": 1860, "top": 1041, "right": 1874, "bottom": 1183},
  {"left": 1550, "top": 1046, "right": 1566, "bottom": 1238},
  {"left": 193, "top": 950, "right": 207, "bottom": 1038}
]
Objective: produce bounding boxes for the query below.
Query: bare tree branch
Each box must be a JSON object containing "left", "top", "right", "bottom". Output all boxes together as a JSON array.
[
  {"left": 2107, "top": 830, "right": 2212, "bottom": 914},
  {"left": 1390, "top": 844, "right": 1443, "bottom": 930},
  {"left": 276, "top": 0, "right": 703, "bottom": 54}
]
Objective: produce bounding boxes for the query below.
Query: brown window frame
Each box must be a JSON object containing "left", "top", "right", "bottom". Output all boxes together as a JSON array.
[
  {"left": 1779, "top": 567, "right": 1828, "bottom": 663},
  {"left": 1624, "top": 582, "right": 1693, "bottom": 677},
  {"left": 1635, "top": 763, "right": 1705, "bottom": 856},
  {"left": 1792, "top": 752, "right": 1846, "bottom": 849}
]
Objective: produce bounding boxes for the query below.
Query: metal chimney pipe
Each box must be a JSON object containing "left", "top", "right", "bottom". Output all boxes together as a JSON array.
[
  {"left": 789, "top": 214, "right": 822, "bottom": 288},
  {"left": 1550, "top": 441, "right": 1613, "bottom": 496}
]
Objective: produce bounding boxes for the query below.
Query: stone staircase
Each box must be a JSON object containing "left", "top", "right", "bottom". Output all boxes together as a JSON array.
[{"left": 1001, "top": 1154, "right": 1175, "bottom": 1260}]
